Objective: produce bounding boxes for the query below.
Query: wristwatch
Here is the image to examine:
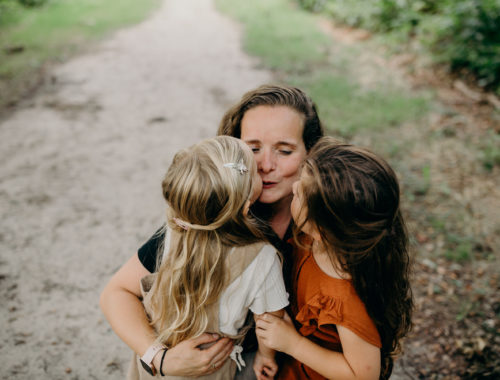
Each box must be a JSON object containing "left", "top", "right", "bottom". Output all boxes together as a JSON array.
[{"left": 140, "top": 343, "right": 167, "bottom": 375}]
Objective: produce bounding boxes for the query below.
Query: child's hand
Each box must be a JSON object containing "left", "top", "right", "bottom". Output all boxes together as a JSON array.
[
  {"left": 255, "top": 312, "right": 301, "bottom": 355},
  {"left": 253, "top": 350, "right": 278, "bottom": 380}
]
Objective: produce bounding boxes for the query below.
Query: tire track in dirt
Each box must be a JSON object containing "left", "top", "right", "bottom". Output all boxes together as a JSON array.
[{"left": 0, "top": 0, "right": 270, "bottom": 378}]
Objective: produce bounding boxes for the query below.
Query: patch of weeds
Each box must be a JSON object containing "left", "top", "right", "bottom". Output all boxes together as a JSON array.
[
  {"left": 401, "top": 163, "right": 432, "bottom": 201},
  {"left": 429, "top": 215, "right": 446, "bottom": 232},
  {"left": 456, "top": 300, "right": 477, "bottom": 322},
  {"left": 445, "top": 242, "right": 471, "bottom": 262},
  {"left": 415, "top": 164, "right": 431, "bottom": 196},
  {"left": 478, "top": 131, "right": 500, "bottom": 172}
]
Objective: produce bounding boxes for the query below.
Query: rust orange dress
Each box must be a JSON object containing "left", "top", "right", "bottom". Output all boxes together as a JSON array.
[{"left": 277, "top": 241, "right": 382, "bottom": 380}]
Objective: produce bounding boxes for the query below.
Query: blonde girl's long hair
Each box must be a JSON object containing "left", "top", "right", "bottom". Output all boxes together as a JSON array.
[{"left": 149, "top": 136, "right": 265, "bottom": 347}]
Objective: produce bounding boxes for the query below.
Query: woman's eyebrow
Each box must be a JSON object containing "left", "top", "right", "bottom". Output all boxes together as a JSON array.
[
  {"left": 275, "top": 141, "right": 298, "bottom": 149},
  {"left": 243, "top": 139, "right": 261, "bottom": 145}
]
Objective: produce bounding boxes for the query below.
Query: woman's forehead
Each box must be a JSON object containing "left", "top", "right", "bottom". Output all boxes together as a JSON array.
[{"left": 240, "top": 105, "right": 305, "bottom": 144}]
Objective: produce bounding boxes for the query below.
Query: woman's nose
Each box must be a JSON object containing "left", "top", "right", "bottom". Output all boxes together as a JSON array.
[{"left": 259, "top": 150, "right": 276, "bottom": 173}]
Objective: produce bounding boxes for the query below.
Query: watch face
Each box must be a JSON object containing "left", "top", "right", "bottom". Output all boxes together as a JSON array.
[{"left": 140, "top": 359, "right": 154, "bottom": 375}]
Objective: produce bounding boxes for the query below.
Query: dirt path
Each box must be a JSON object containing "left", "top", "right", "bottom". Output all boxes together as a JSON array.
[{"left": 0, "top": 0, "right": 271, "bottom": 378}]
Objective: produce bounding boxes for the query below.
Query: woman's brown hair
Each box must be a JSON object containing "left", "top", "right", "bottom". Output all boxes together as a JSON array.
[
  {"left": 299, "top": 136, "right": 413, "bottom": 379},
  {"left": 217, "top": 84, "right": 324, "bottom": 151}
]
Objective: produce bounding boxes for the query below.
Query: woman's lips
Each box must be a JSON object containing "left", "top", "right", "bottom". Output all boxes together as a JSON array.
[{"left": 262, "top": 181, "right": 277, "bottom": 189}]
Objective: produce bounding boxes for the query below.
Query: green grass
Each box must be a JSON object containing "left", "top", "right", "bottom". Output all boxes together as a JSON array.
[
  {"left": 216, "top": 0, "right": 330, "bottom": 72},
  {"left": 292, "top": 73, "right": 429, "bottom": 136},
  {"left": 215, "top": 0, "right": 429, "bottom": 136},
  {"left": 0, "top": 0, "right": 160, "bottom": 107}
]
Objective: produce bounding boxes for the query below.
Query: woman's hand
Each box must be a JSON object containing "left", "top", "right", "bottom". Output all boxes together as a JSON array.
[
  {"left": 158, "top": 333, "right": 234, "bottom": 376},
  {"left": 253, "top": 350, "right": 278, "bottom": 380},
  {"left": 255, "top": 312, "right": 301, "bottom": 355}
]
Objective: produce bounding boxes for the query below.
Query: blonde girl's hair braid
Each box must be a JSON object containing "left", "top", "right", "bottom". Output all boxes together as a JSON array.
[{"left": 149, "top": 136, "right": 265, "bottom": 347}]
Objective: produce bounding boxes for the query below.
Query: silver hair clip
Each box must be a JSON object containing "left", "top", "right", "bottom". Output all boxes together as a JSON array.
[{"left": 223, "top": 161, "right": 248, "bottom": 175}]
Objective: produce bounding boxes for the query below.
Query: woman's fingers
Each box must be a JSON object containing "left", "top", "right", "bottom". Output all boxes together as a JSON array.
[
  {"left": 189, "top": 332, "right": 220, "bottom": 348},
  {"left": 205, "top": 338, "right": 233, "bottom": 371}
]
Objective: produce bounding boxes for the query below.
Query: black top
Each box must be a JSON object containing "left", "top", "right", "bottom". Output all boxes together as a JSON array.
[{"left": 137, "top": 227, "right": 165, "bottom": 273}]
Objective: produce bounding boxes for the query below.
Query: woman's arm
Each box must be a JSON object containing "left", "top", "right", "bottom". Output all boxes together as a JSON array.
[
  {"left": 255, "top": 312, "right": 380, "bottom": 380},
  {"left": 99, "top": 253, "right": 234, "bottom": 376}
]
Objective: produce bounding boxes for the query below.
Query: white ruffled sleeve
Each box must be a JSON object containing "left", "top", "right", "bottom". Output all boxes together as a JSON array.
[
  {"left": 248, "top": 247, "right": 289, "bottom": 315},
  {"left": 218, "top": 244, "right": 289, "bottom": 335}
]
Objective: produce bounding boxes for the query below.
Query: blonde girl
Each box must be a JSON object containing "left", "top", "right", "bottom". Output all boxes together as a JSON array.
[
  {"left": 102, "top": 136, "right": 288, "bottom": 379},
  {"left": 255, "top": 136, "right": 413, "bottom": 380}
]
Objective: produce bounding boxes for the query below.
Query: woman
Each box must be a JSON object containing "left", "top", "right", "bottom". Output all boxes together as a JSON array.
[{"left": 100, "top": 84, "right": 324, "bottom": 377}]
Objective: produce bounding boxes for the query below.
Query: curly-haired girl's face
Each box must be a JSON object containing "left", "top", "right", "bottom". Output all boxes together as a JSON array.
[{"left": 291, "top": 172, "right": 320, "bottom": 239}]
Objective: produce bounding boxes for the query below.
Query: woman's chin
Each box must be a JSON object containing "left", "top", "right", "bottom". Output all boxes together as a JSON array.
[{"left": 259, "top": 191, "right": 292, "bottom": 206}]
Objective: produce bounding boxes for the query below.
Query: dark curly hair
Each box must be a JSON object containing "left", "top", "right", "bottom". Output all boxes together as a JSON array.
[{"left": 298, "top": 136, "right": 413, "bottom": 379}]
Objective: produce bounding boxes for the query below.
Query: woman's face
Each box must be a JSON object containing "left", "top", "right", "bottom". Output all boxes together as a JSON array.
[{"left": 240, "top": 105, "right": 307, "bottom": 205}]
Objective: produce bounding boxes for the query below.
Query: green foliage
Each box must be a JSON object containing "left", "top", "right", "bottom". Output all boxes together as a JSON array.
[
  {"left": 300, "top": 0, "right": 500, "bottom": 92},
  {"left": 429, "top": 0, "right": 500, "bottom": 91},
  {"left": 478, "top": 131, "right": 500, "bottom": 171},
  {"left": 0, "top": 0, "right": 160, "bottom": 108},
  {"left": 216, "top": 0, "right": 429, "bottom": 136},
  {"left": 17, "top": 0, "right": 48, "bottom": 7},
  {"left": 297, "top": 0, "right": 326, "bottom": 12}
]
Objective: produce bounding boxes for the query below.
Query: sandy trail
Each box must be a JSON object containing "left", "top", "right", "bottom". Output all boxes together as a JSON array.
[{"left": 0, "top": 0, "right": 270, "bottom": 378}]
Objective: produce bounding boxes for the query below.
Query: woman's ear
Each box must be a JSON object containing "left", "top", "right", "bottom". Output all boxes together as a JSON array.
[{"left": 243, "top": 200, "right": 251, "bottom": 216}]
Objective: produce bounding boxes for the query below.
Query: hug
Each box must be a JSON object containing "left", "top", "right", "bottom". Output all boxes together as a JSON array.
[{"left": 100, "top": 84, "right": 413, "bottom": 380}]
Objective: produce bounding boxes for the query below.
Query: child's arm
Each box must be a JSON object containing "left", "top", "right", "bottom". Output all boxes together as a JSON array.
[
  {"left": 253, "top": 309, "right": 284, "bottom": 380},
  {"left": 99, "top": 253, "right": 233, "bottom": 376},
  {"left": 254, "top": 309, "right": 284, "bottom": 379},
  {"left": 256, "top": 312, "right": 380, "bottom": 380}
]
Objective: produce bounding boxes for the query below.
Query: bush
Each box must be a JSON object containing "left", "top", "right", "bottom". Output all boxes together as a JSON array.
[
  {"left": 300, "top": 0, "right": 500, "bottom": 93},
  {"left": 431, "top": 0, "right": 500, "bottom": 91},
  {"left": 17, "top": 0, "right": 48, "bottom": 6}
]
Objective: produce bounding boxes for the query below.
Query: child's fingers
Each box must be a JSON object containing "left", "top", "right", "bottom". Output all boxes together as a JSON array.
[
  {"left": 266, "top": 363, "right": 278, "bottom": 376},
  {"left": 255, "top": 315, "right": 275, "bottom": 330}
]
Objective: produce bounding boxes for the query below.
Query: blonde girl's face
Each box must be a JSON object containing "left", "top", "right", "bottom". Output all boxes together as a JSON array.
[
  {"left": 250, "top": 164, "right": 263, "bottom": 203},
  {"left": 241, "top": 142, "right": 263, "bottom": 204}
]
